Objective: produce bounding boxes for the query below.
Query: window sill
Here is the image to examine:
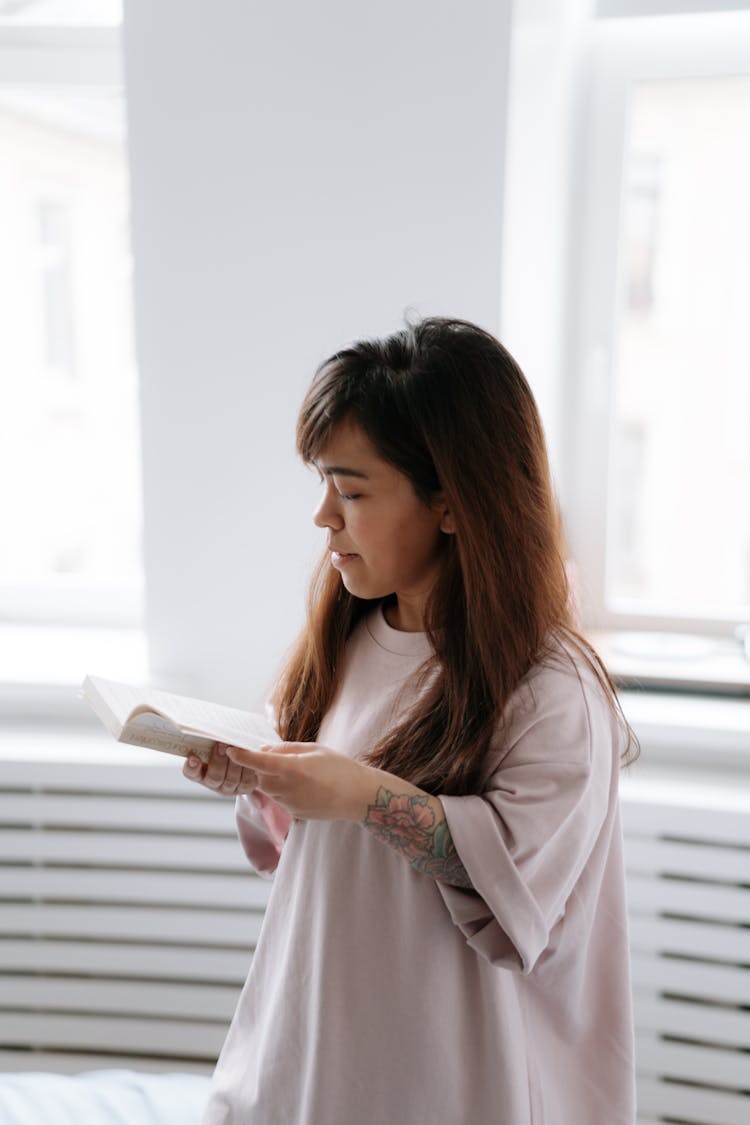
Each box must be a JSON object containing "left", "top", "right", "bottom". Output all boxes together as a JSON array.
[
  {"left": 1, "top": 628, "right": 746, "bottom": 772},
  {"left": 586, "top": 630, "right": 750, "bottom": 770},
  {"left": 589, "top": 628, "right": 750, "bottom": 697},
  {"left": 0, "top": 722, "right": 170, "bottom": 766},
  {"left": 619, "top": 689, "right": 750, "bottom": 772},
  {"left": 0, "top": 623, "right": 147, "bottom": 722}
]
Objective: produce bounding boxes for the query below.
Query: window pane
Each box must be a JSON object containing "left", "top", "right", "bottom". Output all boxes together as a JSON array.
[
  {"left": 607, "top": 76, "right": 750, "bottom": 619},
  {"left": 0, "top": 87, "right": 143, "bottom": 606}
]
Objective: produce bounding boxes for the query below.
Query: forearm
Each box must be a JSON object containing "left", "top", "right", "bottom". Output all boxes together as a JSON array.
[
  {"left": 221, "top": 743, "right": 473, "bottom": 890},
  {"left": 357, "top": 768, "right": 473, "bottom": 890}
]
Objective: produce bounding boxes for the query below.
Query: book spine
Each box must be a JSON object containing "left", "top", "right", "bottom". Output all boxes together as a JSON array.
[{"left": 118, "top": 730, "right": 213, "bottom": 762}]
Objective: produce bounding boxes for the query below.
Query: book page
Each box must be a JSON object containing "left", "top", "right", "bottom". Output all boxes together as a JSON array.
[
  {"left": 82, "top": 675, "right": 150, "bottom": 730},
  {"left": 83, "top": 675, "right": 278, "bottom": 751},
  {"left": 175, "top": 700, "right": 278, "bottom": 751}
]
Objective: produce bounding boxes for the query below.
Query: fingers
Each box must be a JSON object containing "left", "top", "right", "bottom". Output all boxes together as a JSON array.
[
  {"left": 221, "top": 754, "right": 259, "bottom": 796},
  {"left": 236, "top": 770, "right": 259, "bottom": 795},
  {"left": 207, "top": 745, "right": 259, "bottom": 796},
  {"left": 182, "top": 754, "right": 205, "bottom": 782},
  {"left": 226, "top": 745, "right": 283, "bottom": 773},
  {"left": 263, "top": 741, "right": 307, "bottom": 755},
  {"left": 182, "top": 743, "right": 258, "bottom": 796},
  {"left": 203, "top": 743, "right": 231, "bottom": 788},
  {"left": 225, "top": 747, "right": 288, "bottom": 802}
]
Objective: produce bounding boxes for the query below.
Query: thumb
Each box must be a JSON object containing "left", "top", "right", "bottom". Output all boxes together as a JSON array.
[{"left": 273, "top": 741, "right": 319, "bottom": 755}]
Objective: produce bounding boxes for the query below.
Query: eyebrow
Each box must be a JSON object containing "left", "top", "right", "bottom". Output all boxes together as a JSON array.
[{"left": 317, "top": 465, "right": 370, "bottom": 480}]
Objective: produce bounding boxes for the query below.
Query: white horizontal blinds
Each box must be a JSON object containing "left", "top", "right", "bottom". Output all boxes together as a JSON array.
[
  {"left": 0, "top": 756, "right": 269, "bottom": 1070},
  {"left": 621, "top": 790, "right": 750, "bottom": 1125}
]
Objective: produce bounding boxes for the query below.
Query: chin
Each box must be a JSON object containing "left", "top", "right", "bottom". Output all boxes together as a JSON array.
[
  {"left": 341, "top": 579, "right": 370, "bottom": 599},
  {"left": 340, "top": 575, "right": 386, "bottom": 601}
]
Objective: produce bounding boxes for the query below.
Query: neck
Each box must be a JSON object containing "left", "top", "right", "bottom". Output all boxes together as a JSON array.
[{"left": 384, "top": 597, "right": 425, "bottom": 633}]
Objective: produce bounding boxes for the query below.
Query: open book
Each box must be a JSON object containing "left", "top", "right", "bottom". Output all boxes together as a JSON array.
[{"left": 80, "top": 674, "right": 278, "bottom": 762}]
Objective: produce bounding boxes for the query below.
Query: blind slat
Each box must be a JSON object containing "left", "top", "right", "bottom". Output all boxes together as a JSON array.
[
  {"left": 625, "top": 836, "right": 750, "bottom": 883},
  {"left": 627, "top": 872, "right": 750, "bottom": 925},
  {"left": 0, "top": 1011, "right": 226, "bottom": 1060},
  {"left": 0, "top": 829, "right": 247, "bottom": 869},
  {"left": 0, "top": 792, "right": 234, "bottom": 833},
  {"left": 631, "top": 952, "right": 750, "bottom": 1006},
  {"left": 634, "top": 994, "right": 750, "bottom": 1050},
  {"left": 637, "top": 1075, "right": 750, "bottom": 1125},
  {"left": 0, "top": 865, "right": 270, "bottom": 911},
  {"left": 0, "top": 938, "right": 252, "bottom": 982},
  {"left": 1, "top": 975, "right": 240, "bottom": 1022},
  {"left": 629, "top": 914, "right": 750, "bottom": 963},
  {"left": 0, "top": 903, "right": 263, "bottom": 946}
]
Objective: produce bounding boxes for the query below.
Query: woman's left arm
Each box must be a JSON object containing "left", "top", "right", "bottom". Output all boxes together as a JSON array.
[
  {"left": 224, "top": 742, "right": 473, "bottom": 889},
  {"left": 360, "top": 781, "right": 473, "bottom": 888}
]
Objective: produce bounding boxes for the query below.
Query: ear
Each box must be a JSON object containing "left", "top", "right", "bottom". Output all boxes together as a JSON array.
[
  {"left": 432, "top": 494, "right": 455, "bottom": 535},
  {"left": 440, "top": 509, "right": 456, "bottom": 535},
  {"left": 431, "top": 488, "right": 454, "bottom": 531}
]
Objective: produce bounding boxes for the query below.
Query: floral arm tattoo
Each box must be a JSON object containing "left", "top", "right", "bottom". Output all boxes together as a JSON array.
[{"left": 362, "top": 787, "right": 473, "bottom": 889}]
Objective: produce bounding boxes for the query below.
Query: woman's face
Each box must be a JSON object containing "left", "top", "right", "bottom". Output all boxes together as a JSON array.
[{"left": 312, "top": 419, "right": 452, "bottom": 632}]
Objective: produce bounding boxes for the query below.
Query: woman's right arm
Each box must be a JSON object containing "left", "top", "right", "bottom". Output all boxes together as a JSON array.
[{"left": 183, "top": 743, "right": 293, "bottom": 878}]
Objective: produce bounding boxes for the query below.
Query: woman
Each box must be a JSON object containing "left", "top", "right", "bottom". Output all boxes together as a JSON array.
[{"left": 186, "top": 316, "right": 637, "bottom": 1124}]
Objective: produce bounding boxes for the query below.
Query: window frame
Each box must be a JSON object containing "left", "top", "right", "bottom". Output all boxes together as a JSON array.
[{"left": 564, "top": 11, "right": 750, "bottom": 640}]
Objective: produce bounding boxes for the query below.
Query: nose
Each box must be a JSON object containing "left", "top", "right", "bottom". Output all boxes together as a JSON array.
[{"left": 313, "top": 484, "right": 344, "bottom": 530}]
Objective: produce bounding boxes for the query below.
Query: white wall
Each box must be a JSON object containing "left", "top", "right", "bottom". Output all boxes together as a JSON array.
[
  {"left": 500, "top": 0, "right": 595, "bottom": 487},
  {"left": 122, "top": 0, "right": 512, "bottom": 708}
]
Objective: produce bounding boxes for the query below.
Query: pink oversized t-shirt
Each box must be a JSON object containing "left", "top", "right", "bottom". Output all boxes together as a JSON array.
[{"left": 202, "top": 605, "right": 635, "bottom": 1125}]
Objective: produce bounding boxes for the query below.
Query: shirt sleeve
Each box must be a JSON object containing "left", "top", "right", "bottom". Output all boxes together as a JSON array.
[
  {"left": 436, "top": 659, "right": 619, "bottom": 973},
  {"left": 233, "top": 698, "right": 293, "bottom": 878},
  {"left": 235, "top": 791, "right": 294, "bottom": 879}
]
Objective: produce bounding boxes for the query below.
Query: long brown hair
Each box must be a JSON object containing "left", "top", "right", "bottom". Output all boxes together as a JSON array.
[{"left": 271, "top": 316, "right": 637, "bottom": 795}]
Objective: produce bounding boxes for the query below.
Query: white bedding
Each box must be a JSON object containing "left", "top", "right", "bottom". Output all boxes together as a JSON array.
[{"left": 0, "top": 1069, "right": 211, "bottom": 1124}]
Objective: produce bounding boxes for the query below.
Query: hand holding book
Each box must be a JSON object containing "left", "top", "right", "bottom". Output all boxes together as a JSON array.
[
  {"left": 79, "top": 674, "right": 278, "bottom": 763},
  {"left": 80, "top": 675, "right": 298, "bottom": 872},
  {"left": 183, "top": 742, "right": 260, "bottom": 795}
]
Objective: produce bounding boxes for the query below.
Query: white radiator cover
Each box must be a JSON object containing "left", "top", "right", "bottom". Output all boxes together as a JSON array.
[
  {"left": 1, "top": 743, "right": 749, "bottom": 1125},
  {"left": 0, "top": 745, "right": 270, "bottom": 1075},
  {"left": 621, "top": 772, "right": 750, "bottom": 1125}
]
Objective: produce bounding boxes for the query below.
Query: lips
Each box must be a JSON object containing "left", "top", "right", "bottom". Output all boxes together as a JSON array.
[{"left": 330, "top": 550, "right": 359, "bottom": 568}]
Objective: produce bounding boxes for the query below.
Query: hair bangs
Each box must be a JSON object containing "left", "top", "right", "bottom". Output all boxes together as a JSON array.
[{"left": 296, "top": 353, "right": 369, "bottom": 464}]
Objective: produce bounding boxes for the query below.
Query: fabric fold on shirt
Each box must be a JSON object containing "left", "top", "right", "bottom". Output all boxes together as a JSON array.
[
  {"left": 236, "top": 792, "right": 293, "bottom": 879},
  {"left": 438, "top": 654, "right": 615, "bottom": 972}
]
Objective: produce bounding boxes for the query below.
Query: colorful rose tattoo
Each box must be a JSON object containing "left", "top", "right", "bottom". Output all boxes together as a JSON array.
[{"left": 363, "top": 788, "right": 473, "bottom": 888}]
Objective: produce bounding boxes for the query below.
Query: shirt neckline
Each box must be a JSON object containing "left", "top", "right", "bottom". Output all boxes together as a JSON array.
[{"left": 365, "top": 602, "right": 433, "bottom": 658}]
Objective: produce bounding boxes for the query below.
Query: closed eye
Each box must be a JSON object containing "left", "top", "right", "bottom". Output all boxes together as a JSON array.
[{"left": 315, "top": 474, "right": 362, "bottom": 502}]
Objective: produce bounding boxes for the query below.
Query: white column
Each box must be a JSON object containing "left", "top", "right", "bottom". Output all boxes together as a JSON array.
[{"left": 123, "top": 0, "right": 512, "bottom": 706}]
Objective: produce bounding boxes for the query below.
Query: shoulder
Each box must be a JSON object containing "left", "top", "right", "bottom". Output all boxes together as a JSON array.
[
  {"left": 488, "top": 632, "right": 621, "bottom": 773},
  {"left": 519, "top": 632, "right": 609, "bottom": 716}
]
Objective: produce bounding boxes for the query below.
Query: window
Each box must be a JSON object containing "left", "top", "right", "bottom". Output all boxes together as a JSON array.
[
  {"left": 566, "top": 12, "right": 750, "bottom": 669},
  {"left": 610, "top": 76, "right": 750, "bottom": 620},
  {"left": 0, "top": 5, "right": 143, "bottom": 629}
]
